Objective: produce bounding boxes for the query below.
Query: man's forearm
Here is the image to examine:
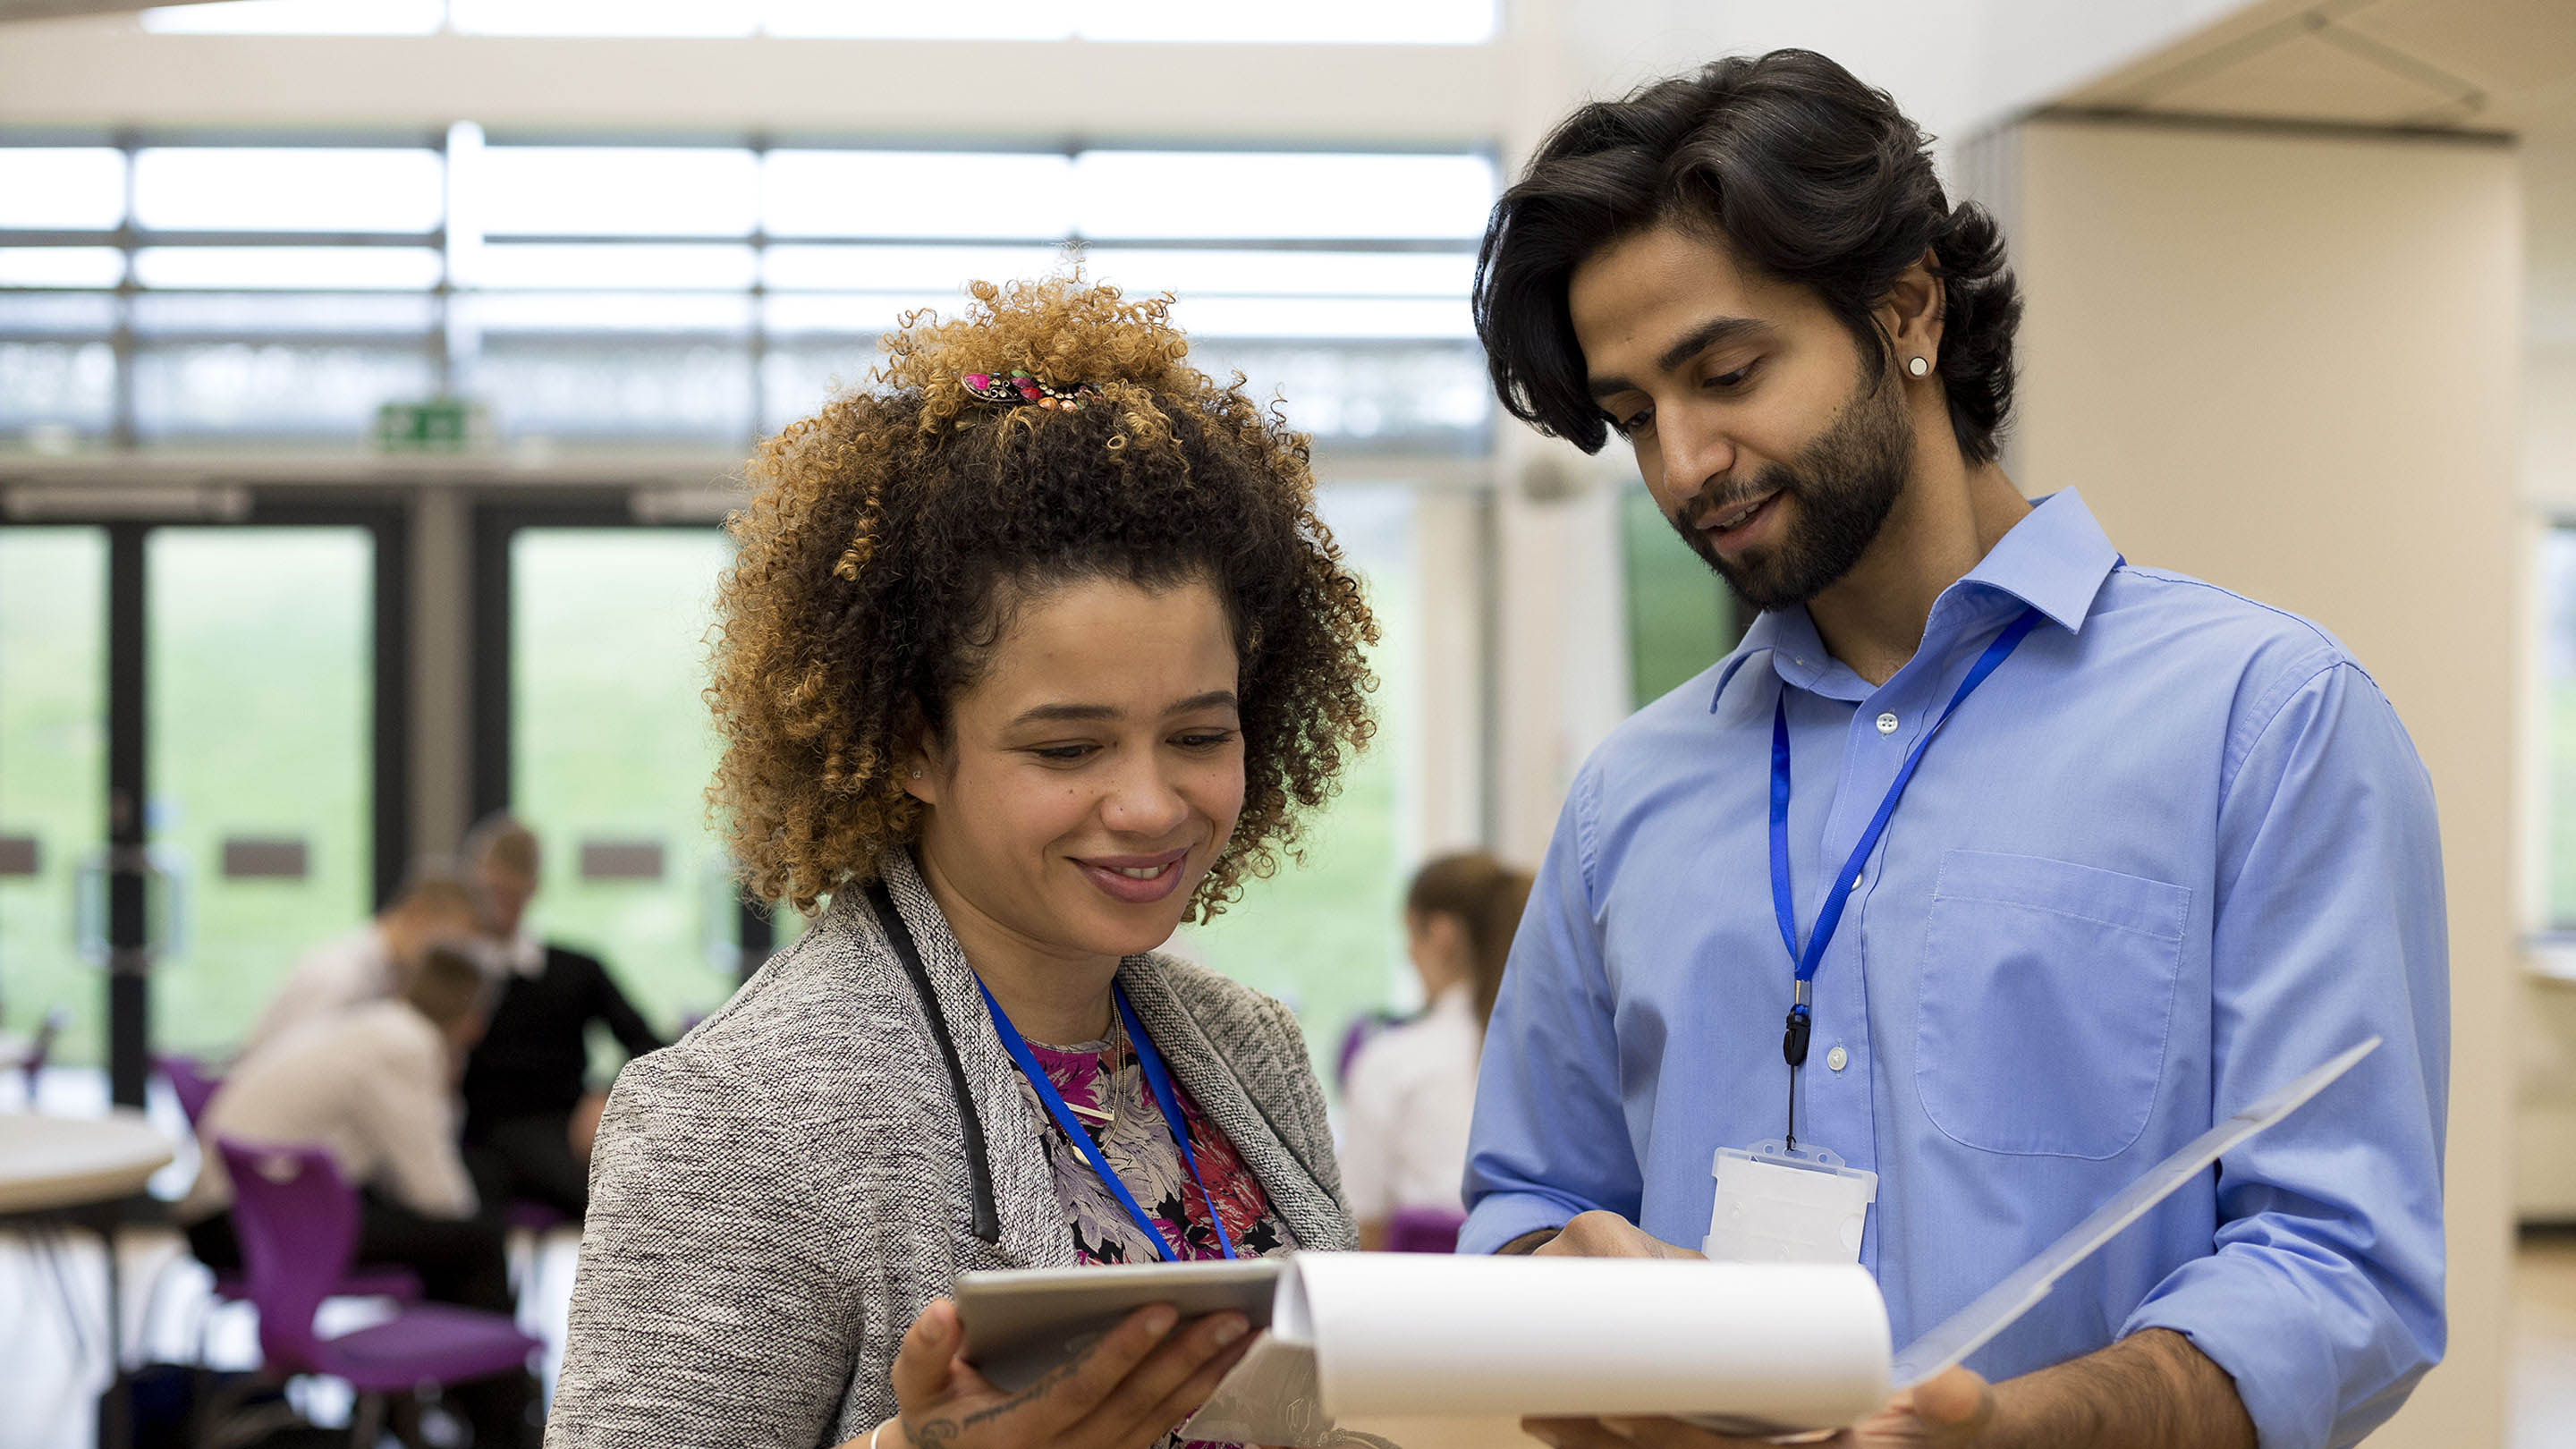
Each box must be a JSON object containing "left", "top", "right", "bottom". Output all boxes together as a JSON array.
[{"left": 1988, "top": 1328, "right": 2255, "bottom": 1449}]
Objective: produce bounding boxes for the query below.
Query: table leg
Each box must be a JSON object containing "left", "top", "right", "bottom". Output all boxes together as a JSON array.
[{"left": 90, "top": 1208, "right": 132, "bottom": 1449}]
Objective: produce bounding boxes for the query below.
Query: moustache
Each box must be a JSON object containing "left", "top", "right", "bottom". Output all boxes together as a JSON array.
[{"left": 1680, "top": 473, "right": 1795, "bottom": 530}]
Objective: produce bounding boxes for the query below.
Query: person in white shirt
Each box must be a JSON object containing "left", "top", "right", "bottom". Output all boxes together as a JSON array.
[
  {"left": 1339, "top": 852, "right": 1534, "bottom": 1249},
  {"left": 235, "top": 866, "right": 481, "bottom": 1063},
  {"left": 182, "top": 945, "right": 534, "bottom": 1447}
]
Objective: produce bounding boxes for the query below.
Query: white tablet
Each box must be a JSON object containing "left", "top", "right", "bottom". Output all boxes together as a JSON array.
[{"left": 955, "top": 1258, "right": 1285, "bottom": 1393}]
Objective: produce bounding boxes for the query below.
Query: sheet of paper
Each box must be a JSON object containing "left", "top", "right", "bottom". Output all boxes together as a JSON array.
[
  {"left": 1185, "top": 1253, "right": 1890, "bottom": 1440},
  {"left": 1891, "top": 1036, "right": 2383, "bottom": 1386},
  {"left": 1172, "top": 1329, "right": 1336, "bottom": 1447}
]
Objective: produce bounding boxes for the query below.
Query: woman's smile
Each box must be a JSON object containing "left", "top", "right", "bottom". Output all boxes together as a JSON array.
[{"left": 1069, "top": 846, "right": 1195, "bottom": 905}]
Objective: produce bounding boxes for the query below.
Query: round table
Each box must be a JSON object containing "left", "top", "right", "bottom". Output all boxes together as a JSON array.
[
  {"left": 0, "top": 1109, "right": 174, "bottom": 1211},
  {"left": 1, "top": 1109, "right": 178, "bottom": 1449}
]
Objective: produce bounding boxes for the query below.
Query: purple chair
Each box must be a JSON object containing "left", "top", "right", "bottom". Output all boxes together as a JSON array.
[
  {"left": 152, "top": 1053, "right": 224, "bottom": 1128},
  {"left": 1384, "top": 1206, "right": 1466, "bottom": 1255},
  {"left": 161, "top": 1060, "right": 424, "bottom": 1309},
  {"left": 502, "top": 1198, "right": 572, "bottom": 1306},
  {"left": 16, "top": 1004, "right": 66, "bottom": 1102},
  {"left": 216, "top": 1139, "right": 540, "bottom": 1445},
  {"left": 504, "top": 1199, "right": 565, "bottom": 1235}
]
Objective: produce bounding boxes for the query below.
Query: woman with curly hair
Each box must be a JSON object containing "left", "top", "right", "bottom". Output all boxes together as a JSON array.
[{"left": 545, "top": 277, "right": 1379, "bottom": 1449}]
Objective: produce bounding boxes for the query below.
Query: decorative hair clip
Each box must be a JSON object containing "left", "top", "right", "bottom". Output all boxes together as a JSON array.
[{"left": 962, "top": 369, "right": 1096, "bottom": 411}]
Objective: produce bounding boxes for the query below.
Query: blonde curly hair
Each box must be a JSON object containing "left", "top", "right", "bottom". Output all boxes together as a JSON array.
[{"left": 708, "top": 275, "right": 1379, "bottom": 919}]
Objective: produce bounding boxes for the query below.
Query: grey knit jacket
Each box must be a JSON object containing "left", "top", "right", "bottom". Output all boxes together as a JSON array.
[{"left": 545, "top": 852, "right": 1358, "bottom": 1449}]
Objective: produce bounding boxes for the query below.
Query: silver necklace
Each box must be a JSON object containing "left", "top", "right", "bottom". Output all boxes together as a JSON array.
[{"left": 1064, "top": 1004, "right": 1125, "bottom": 1139}]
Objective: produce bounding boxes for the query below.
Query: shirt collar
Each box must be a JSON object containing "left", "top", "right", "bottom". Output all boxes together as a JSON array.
[
  {"left": 1950, "top": 488, "right": 2119, "bottom": 636},
  {"left": 1709, "top": 489, "right": 2119, "bottom": 712},
  {"left": 481, "top": 929, "right": 545, "bottom": 979}
]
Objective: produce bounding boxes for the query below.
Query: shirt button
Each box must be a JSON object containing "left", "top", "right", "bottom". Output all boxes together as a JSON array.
[
  {"left": 1826, "top": 1045, "right": 1850, "bottom": 1072},
  {"left": 1875, "top": 712, "right": 1899, "bottom": 735}
]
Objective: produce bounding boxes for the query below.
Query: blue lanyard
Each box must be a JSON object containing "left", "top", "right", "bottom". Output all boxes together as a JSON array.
[
  {"left": 978, "top": 979, "right": 1238, "bottom": 1264},
  {"left": 1767, "top": 606, "right": 2045, "bottom": 1128}
]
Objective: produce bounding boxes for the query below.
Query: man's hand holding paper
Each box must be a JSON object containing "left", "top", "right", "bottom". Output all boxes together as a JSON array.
[{"left": 1523, "top": 1212, "right": 1995, "bottom": 1449}]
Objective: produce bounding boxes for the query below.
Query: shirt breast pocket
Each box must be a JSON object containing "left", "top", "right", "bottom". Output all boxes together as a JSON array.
[{"left": 1913, "top": 850, "right": 2190, "bottom": 1159}]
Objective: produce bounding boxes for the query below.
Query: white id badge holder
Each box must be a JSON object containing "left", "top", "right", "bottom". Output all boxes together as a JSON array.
[{"left": 1703, "top": 1140, "right": 1878, "bottom": 1264}]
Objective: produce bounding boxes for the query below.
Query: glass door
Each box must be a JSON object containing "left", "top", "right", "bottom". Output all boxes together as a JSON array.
[
  {"left": 0, "top": 503, "right": 400, "bottom": 1104},
  {"left": 479, "top": 508, "right": 752, "bottom": 1056},
  {"left": 0, "top": 527, "right": 111, "bottom": 1080},
  {"left": 145, "top": 525, "right": 381, "bottom": 1061}
]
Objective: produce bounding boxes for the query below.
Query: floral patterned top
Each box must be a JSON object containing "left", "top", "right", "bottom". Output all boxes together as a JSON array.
[{"left": 1017, "top": 1030, "right": 1296, "bottom": 1449}]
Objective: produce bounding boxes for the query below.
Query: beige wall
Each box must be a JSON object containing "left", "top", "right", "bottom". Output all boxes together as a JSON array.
[
  {"left": 2515, "top": 123, "right": 2576, "bottom": 1222},
  {"left": 2008, "top": 117, "right": 2520, "bottom": 1447}
]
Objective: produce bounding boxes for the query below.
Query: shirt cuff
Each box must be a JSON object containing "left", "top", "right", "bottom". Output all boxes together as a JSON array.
[
  {"left": 1458, "top": 1190, "right": 1577, "bottom": 1256},
  {"left": 2118, "top": 1252, "right": 2339, "bottom": 1449}
]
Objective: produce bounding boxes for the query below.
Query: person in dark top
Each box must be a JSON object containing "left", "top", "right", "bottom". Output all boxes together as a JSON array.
[{"left": 457, "top": 814, "right": 662, "bottom": 1219}]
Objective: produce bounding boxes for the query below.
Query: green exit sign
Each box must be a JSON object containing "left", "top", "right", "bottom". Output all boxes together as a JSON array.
[{"left": 377, "top": 398, "right": 485, "bottom": 452}]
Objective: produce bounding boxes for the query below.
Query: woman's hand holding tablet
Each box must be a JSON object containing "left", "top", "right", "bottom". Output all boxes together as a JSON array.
[{"left": 854, "top": 1295, "right": 1256, "bottom": 1449}]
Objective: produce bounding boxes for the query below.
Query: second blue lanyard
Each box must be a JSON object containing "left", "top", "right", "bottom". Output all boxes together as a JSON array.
[
  {"left": 980, "top": 979, "right": 1238, "bottom": 1264},
  {"left": 1767, "top": 606, "right": 2045, "bottom": 1140}
]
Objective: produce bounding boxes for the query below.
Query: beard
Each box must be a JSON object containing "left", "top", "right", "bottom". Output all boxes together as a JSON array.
[{"left": 1668, "top": 366, "right": 1913, "bottom": 612}]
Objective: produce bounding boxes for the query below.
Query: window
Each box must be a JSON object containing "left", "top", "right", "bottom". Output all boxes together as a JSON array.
[
  {"left": 509, "top": 528, "right": 740, "bottom": 1038},
  {"left": 0, "top": 137, "right": 1491, "bottom": 453},
  {"left": 2546, "top": 527, "right": 2576, "bottom": 926},
  {"left": 131, "top": 148, "right": 445, "bottom": 233},
  {"left": 1622, "top": 483, "right": 1742, "bottom": 708},
  {"left": 146, "top": 529, "right": 378, "bottom": 1059},
  {"left": 0, "top": 530, "right": 109, "bottom": 1068},
  {"left": 0, "top": 149, "right": 126, "bottom": 230},
  {"left": 1187, "top": 487, "right": 1419, "bottom": 1083},
  {"left": 1074, "top": 152, "right": 1495, "bottom": 241},
  {"left": 475, "top": 147, "right": 759, "bottom": 237},
  {"left": 762, "top": 152, "right": 1075, "bottom": 239},
  {"left": 132, "top": 344, "right": 437, "bottom": 438}
]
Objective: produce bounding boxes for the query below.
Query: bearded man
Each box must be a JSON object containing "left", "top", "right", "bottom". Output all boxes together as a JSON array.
[{"left": 1462, "top": 49, "right": 2446, "bottom": 1449}]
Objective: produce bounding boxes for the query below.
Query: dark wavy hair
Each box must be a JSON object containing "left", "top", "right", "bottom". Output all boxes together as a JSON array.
[
  {"left": 1474, "top": 48, "right": 2021, "bottom": 462},
  {"left": 709, "top": 276, "right": 1378, "bottom": 919}
]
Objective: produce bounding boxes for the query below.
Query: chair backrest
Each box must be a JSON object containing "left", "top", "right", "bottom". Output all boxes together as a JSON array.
[
  {"left": 1384, "top": 1205, "right": 1466, "bottom": 1255},
  {"left": 155, "top": 1054, "right": 222, "bottom": 1127},
  {"left": 214, "top": 1138, "right": 360, "bottom": 1372},
  {"left": 1335, "top": 1011, "right": 1400, "bottom": 1094},
  {"left": 21, "top": 1004, "right": 67, "bottom": 1090}
]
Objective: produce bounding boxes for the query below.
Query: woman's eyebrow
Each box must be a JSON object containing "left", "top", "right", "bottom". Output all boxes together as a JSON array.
[
  {"left": 1164, "top": 691, "right": 1241, "bottom": 717},
  {"left": 1005, "top": 691, "right": 1236, "bottom": 728},
  {"left": 1008, "top": 702, "right": 1119, "bottom": 726}
]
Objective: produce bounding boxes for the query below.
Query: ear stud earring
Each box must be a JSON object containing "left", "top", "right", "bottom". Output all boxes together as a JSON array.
[{"left": 1907, "top": 356, "right": 1931, "bottom": 378}]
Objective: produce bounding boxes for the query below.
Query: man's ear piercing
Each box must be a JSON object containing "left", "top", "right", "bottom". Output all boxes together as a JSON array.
[
  {"left": 1908, "top": 356, "right": 1931, "bottom": 378},
  {"left": 911, "top": 769, "right": 923, "bottom": 780}
]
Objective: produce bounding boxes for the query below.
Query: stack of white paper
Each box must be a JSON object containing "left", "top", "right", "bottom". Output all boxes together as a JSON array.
[{"left": 1181, "top": 1255, "right": 1891, "bottom": 1445}]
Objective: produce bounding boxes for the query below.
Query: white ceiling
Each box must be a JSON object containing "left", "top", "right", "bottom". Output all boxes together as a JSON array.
[
  {"left": 2060, "top": 0, "right": 2576, "bottom": 131},
  {"left": 0, "top": 0, "right": 216, "bottom": 19}
]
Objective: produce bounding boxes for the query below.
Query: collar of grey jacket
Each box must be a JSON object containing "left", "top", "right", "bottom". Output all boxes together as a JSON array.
[{"left": 858, "top": 851, "right": 1352, "bottom": 1259}]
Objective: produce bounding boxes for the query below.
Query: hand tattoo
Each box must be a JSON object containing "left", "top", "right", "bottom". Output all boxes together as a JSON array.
[{"left": 961, "top": 1359, "right": 1084, "bottom": 1429}]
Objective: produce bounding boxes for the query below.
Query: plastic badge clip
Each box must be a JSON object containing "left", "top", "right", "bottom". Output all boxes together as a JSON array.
[{"left": 1704, "top": 1139, "right": 1879, "bottom": 1265}]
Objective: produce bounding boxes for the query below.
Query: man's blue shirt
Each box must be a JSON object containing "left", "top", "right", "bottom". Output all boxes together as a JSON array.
[{"left": 1461, "top": 491, "right": 2447, "bottom": 1449}]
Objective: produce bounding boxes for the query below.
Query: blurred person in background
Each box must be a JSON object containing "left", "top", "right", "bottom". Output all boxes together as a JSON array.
[
  {"left": 181, "top": 944, "right": 533, "bottom": 1447},
  {"left": 458, "top": 813, "right": 662, "bottom": 1220},
  {"left": 1339, "top": 852, "right": 1530, "bottom": 1248},
  {"left": 1463, "top": 47, "right": 2445, "bottom": 1449},
  {"left": 547, "top": 277, "right": 1380, "bottom": 1449},
  {"left": 236, "top": 864, "right": 481, "bottom": 1063}
]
